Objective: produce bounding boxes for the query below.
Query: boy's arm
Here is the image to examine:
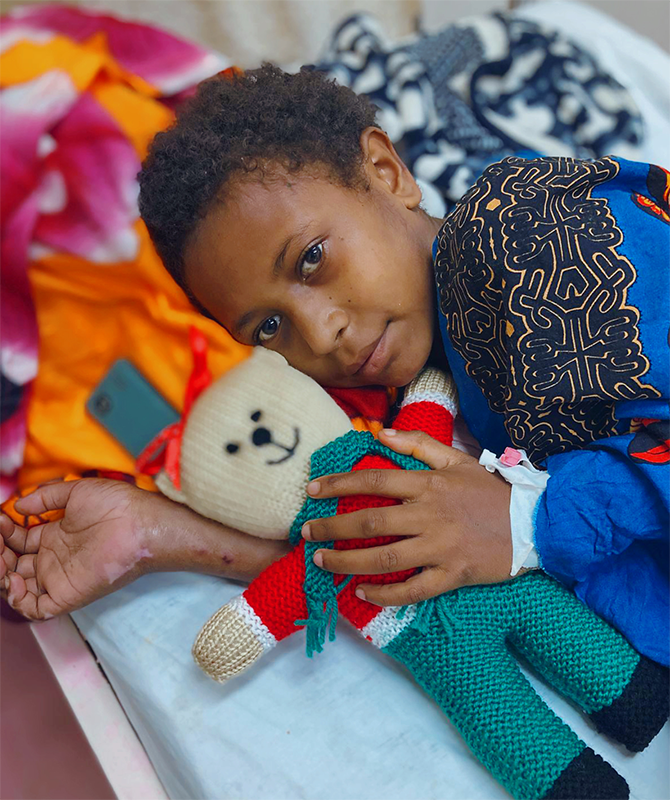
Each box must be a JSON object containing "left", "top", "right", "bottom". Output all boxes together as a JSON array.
[
  {"left": 533, "top": 423, "right": 669, "bottom": 665},
  {"left": 0, "top": 479, "right": 290, "bottom": 620}
]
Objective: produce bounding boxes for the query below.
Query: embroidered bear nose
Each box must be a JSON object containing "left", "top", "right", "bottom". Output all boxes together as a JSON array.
[{"left": 252, "top": 427, "right": 272, "bottom": 447}]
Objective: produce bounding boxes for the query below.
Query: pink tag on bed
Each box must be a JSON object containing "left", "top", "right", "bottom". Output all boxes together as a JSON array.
[{"left": 500, "top": 447, "right": 523, "bottom": 467}]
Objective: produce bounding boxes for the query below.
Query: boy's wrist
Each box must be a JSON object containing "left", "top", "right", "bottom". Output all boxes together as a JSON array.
[
  {"left": 478, "top": 448, "right": 547, "bottom": 576},
  {"left": 133, "top": 489, "right": 289, "bottom": 581}
]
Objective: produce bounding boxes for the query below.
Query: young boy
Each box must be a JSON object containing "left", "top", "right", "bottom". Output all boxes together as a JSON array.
[{"left": 1, "top": 65, "right": 667, "bottom": 665}]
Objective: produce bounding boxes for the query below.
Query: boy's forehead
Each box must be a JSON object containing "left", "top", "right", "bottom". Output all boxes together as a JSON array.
[
  {"left": 190, "top": 184, "right": 309, "bottom": 278},
  {"left": 185, "top": 168, "right": 362, "bottom": 283},
  {"left": 182, "top": 170, "right": 336, "bottom": 323},
  {"left": 192, "top": 170, "right": 338, "bottom": 250}
]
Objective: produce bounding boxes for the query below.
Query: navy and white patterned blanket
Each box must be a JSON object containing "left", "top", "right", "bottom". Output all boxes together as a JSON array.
[{"left": 313, "top": 11, "right": 643, "bottom": 214}]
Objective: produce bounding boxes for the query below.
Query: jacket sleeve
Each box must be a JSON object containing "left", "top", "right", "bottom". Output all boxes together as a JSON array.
[{"left": 533, "top": 419, "right": 669, "bottom": 666}]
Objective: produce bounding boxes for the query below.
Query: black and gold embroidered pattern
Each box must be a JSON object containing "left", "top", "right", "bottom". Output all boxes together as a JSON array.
[{"left": 435, "top": 156, "right": 660, "bottom": 463}]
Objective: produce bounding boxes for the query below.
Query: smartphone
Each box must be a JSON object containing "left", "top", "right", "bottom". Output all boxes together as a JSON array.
[{"left": 87, "top": 360, "right": 180, "bottom": 457}]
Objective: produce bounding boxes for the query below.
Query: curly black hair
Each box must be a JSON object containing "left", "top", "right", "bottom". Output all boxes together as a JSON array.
[{"left": 138, "top": 64, "right": 380, "bottom": 297}]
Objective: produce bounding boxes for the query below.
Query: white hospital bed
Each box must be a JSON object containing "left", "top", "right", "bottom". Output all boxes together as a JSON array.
[{"left": 33, "top": 2, "right": 670, "bottom": 798}]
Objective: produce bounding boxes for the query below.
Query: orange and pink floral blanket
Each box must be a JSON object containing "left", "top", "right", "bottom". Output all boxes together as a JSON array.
[{"left": 0, "top": 4, "right": 250, "bottom": 500}]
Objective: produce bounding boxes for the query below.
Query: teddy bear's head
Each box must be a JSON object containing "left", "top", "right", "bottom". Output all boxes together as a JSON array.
[{"left": 155, "top": 348, "right": 353, "bottom": 539}]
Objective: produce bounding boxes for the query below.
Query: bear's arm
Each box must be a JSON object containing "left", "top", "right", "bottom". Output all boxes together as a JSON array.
[
  {"left": 393, "top": 368, "right": 457, "bottom": 445},
  {"left": 192, "top": 541, "right": 310, "bottom": 682},
  {"left": 242, "top": 539, "right": 310, "bottom": 642}
]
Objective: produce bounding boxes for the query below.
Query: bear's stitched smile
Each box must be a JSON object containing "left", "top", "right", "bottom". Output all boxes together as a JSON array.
[{"left": 256, "top": 426, "right": 301, "bottom": 465}]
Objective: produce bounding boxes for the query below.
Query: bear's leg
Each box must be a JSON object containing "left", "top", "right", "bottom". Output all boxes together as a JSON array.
[
  {"left": 383, "top": 620, "right": 628, "bottom": 800},
  {"left": 588, "top": 655, "right": 669, "bottom": 751},
  {"left": 543, "top": 748, "right": 628, "bottom": 800},
  {"left": 510, "top": 573, "right": 668, "bottom": 752}
]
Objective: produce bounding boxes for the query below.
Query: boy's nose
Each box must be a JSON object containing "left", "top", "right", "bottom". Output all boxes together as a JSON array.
[{"left": 296, "top": 306, "right": 349, "bottom": 357}]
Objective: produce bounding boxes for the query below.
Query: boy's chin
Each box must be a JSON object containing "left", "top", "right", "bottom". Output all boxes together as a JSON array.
[{"left": 386, "top": 347, "right": 438, "bottom": 389}]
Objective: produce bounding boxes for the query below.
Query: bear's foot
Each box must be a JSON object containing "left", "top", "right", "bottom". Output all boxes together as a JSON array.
[
  {"left": 589, "top": 655, "right": 669, "bottom": 752},
  {"left": 543, "top": 748, "right": 628, "bottom": 800}
]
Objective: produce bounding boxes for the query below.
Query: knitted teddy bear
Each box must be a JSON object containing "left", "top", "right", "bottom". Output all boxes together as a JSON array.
[{"left": 139, "top": 332, "right": 668, "bottom": 800}]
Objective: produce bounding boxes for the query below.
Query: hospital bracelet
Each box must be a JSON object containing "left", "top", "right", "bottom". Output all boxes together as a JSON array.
[{"left": 478, "top": 448, "right": 549, "bottom": 576}]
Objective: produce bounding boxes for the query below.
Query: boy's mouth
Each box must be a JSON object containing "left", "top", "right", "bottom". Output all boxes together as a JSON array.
[{"left": 352, "top": 324, "right": 390, "bottom": 383}]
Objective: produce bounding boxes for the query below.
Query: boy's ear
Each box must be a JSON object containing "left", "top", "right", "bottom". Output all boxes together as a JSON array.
[{"left": 360, "top": 127, "right": 422, "bottom": 210}]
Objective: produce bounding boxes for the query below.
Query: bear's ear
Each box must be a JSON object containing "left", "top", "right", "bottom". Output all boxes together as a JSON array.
[
  {"left": 155, "top": 470, "right": 188, "bottom": 505},
  {"left": 250, "top": 347, "right": 288, "bottom": 368}
]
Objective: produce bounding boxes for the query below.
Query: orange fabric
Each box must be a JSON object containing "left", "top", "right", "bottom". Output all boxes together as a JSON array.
[
  {"left": 351, "top": 418, "right": 385, "bottom": 436},
  {"left": 20, "top": 224, "right": 249, "bottom": 489},
  {"left": 0, "top": 34, "right": 159, "bottom": 98}
]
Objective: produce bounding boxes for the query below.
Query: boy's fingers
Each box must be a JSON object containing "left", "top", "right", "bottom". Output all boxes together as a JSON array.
[
  {"left": 378, "top": 429, "right": 468, "bottom": 471},
  {"left": 308, "top": 468, "right": 424, "bottom": 501},
  {"left": 0, "top": 512, "right": 29, "bottom": 554},
  {"left": 15, "top": 554, "right": 36, "bottom": 580},
  {"left": 13, "top": 481, "right": 78, "bottom": 515},
  {"left": 24, "top": 523, "right": 49, "bottom": 554},
  {"left": 6, "top": 572, "right": 59, "bottom": 620},
  {"left": 25, "top": 577, "right": 40, "bottom": 596},
  {"left": 314, "top": 538, "right": 433, "bottom": 576},
  {"left": 0, "top": 515, "right": 47, "bottom": 556},
  {"left": 355, "top": 568, "right": 447, "bottom": 607},
  {"left": 304, "top": 504, "right": 418, "bottom": 542},
  {"left": 0, "top": 512, "right": 14, "bottom": 537},
  {"left": 0, "top": 537, "right": 18, "bottom": 577},
  {"left": 6, "top": 571, "right": 27, "bottom": 605},
  {"left": 17, "top": 553, "right": 46, "bottom": 596}
]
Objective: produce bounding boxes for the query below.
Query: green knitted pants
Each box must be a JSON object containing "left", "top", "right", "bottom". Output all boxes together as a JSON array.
[{"left": 383, "top": 572, "right": 639, "bottom": 800}]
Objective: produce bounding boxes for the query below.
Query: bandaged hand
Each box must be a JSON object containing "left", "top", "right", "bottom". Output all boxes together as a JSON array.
[{"left": 300, "top": 428, "right": 513, "bottom": 606}]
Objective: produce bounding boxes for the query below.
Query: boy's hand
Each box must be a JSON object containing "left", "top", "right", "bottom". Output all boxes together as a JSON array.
[
  {"left": 301, "top": 429, "right": 513, "bottom": 606},
  {"left": 0, "top": 479, "right": 159, "bottom": 619}
]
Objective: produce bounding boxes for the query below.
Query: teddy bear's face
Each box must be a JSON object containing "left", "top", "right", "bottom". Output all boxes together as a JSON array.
[
  {"left": 220, "top": 407, "right": 300, "bottom": 468},
  {"left": 156, "top": 349, "right": 353, "bottom": 539}
]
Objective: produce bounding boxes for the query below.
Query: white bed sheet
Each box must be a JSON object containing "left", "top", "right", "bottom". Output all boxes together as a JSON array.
[
  {"left": 72, "top": 3, "right": 670, "bottom": 798},
  {"left": 73, "top": 572, "right": 669, "bottom": 800}
]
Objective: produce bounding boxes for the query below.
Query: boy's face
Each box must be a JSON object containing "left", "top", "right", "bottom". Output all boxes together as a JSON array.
[{"left": 184, "top": 129, "right": 440, "bottom": 388}]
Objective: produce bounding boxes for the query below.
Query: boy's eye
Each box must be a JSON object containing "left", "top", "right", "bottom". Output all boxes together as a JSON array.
[
  {"left": 256, "top": 314, "right": 281, "bottom": 343},
  {"left": 300, "top": 243, "right": 323, "bottom": 279}
]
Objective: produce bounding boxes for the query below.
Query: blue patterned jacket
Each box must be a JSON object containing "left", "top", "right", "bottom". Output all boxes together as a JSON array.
[{"left": 433, "top": 156, "right": 669, "bottom": 665}]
